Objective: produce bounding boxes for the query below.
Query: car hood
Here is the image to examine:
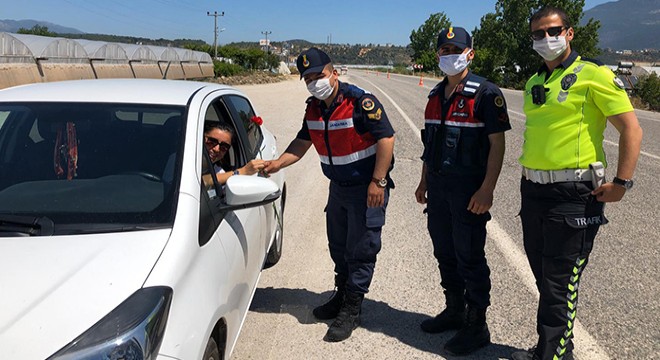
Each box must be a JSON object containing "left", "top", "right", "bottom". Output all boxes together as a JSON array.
[{"left": 0, "top": 229, "right": 171, "bottom": 359}]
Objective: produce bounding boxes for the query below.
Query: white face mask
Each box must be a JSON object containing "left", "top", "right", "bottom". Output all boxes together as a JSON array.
[
  {"left": 306, "top": 76, "right": 334, "bottom": 100},
  {"left": 533, "top": 36, "right": 568, "bottom": 61},
  {"left": 438, "top": 52, "right": 471, "bottom": 76}
]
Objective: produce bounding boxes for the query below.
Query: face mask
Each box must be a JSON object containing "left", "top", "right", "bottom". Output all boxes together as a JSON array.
[
  {"left": 306, "top": 76, "right": 334, "bottom": 100},
  {"left": 438, "top": 52, "right": 471, "bottom": 76},
  {"left": 533, "top": 36, "right": 567, "bottom": 61}
]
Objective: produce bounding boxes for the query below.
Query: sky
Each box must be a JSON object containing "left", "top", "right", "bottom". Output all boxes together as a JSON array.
[{"left": 3, "top": 0, "right": 614, "bottom": 46}]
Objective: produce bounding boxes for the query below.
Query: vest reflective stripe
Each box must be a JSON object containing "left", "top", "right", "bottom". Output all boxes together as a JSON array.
[
  {"left": 425, "top": 119, "right": 485, "bottom": 127},
  {"left": 305, "top": 98, "right": 377, "bottom": 161},
  {"left": 306, "top": 117, "right": 354, "bottom": 131},
  {"left": 318, "top": 143, "right": 377, "bottom": 165}
]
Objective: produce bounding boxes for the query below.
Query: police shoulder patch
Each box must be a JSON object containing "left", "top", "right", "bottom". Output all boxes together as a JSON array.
[
  {"left": 361, "top": 97, "right": 375, "bottom": 111},
  {"left": 614, "top": 76, "right": 626, "bottom": 90},
  {"left": 494, "top": 95, "right": 505, "bottom": 108}
]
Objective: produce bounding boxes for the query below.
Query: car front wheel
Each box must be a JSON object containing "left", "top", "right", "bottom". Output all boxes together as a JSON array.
[{"left": 203, "top": 337, "right": 221, "bottom": 360}]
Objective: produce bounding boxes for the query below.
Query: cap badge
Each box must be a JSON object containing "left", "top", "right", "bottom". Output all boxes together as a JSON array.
[
  {"left": 447, "top": 27, "right": 455, "bottom": 39},
  {"left": 302, "top": 55, "right": 310, "bottom": 68}
]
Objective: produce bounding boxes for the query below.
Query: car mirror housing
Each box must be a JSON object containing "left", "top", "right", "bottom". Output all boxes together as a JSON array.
[{"left": 219, "top": 175, "right": 281, "bottom": 211}]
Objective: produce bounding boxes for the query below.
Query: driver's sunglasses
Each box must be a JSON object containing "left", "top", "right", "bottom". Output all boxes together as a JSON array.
[
  {"left": 205, "top": 137, "right": 231, "bottom": 152},
  {"left": 530, "top": 26, "right": 566, "bottom": 41}
]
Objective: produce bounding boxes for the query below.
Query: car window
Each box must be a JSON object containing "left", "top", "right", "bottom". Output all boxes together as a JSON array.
[
  {"left": 224, "top": 95, "right": 263, "bottom": 159},
  {"left": 197, "top": 98, "right": 247, "bottom": 239},
  {"left": 0, "top": 102, "right": 185, "bottom": 234}
]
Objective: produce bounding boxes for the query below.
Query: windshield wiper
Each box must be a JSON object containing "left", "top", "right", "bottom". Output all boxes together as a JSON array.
[{"left": 0, "top": 214, "right": 55, "bottom": 236}]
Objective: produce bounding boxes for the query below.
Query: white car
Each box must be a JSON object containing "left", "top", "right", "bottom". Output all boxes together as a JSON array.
[{"left": 0, "top": 79, "right": 286, "bottom": 360}]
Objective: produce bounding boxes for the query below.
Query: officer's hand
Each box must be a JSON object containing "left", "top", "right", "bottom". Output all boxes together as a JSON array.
[
  {"left": 592, "top": 182, "right": 626, "bottom": 202},
  {"left": 263, "top": 159, "right": 283, "bottom": 175},
  {"left": 468, "top": 187, "right": 493, "bottom": 214},
  {"left": 367, "top": 182, "right": 385, "bottom": 208},
  {"left": 243, "top": 159, "right": 266, "bottom": 175},
  {"left": 415, "top": 182, "right": 427, "bottom": 204}
]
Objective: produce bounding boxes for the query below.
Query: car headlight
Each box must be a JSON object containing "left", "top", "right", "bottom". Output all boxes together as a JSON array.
[{"left": 47, "top": 286, "right": 173, "bottom": 360}]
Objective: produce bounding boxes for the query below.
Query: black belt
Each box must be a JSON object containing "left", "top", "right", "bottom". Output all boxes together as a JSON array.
[{"left": 332, "top": 179, "right": 371, "bottom": 187}]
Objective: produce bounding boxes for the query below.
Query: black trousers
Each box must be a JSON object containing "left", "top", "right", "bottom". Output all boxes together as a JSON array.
[
  {"left": 426, "top": 172, "right": 492, "bottom": 309},
  {"left": 326, "top": 182, "right": 389, "bottom": 294},
  {"left": 520, "top": 178, "right": 606, "bottom": 360}
]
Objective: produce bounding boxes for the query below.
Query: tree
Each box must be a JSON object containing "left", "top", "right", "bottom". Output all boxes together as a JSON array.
[
  {"left": 17, "top": 25, "right": 57, "bottom": 37},
  {"left": 636, "top": 73, "right": 660, "bottom": 111},
  {"left": 409, "top": 12, "right": 452, "bottom": 72},
  {"left": 472, "top": 0, "right": 600, "bottom": 89}
]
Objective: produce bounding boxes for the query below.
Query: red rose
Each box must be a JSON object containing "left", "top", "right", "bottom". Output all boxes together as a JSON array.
[{"left": 251, "top": 116, "right": 263, "bottom": 126}]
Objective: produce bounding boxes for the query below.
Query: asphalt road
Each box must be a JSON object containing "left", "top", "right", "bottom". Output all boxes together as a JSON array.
[{"left": 233, "top": 72, "right": 659, "bottom": 360}]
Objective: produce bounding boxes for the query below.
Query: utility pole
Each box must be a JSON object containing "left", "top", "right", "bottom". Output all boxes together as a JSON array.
[
  {"left": 261, "top": 30, "right": 272, "bottom": 54},
  {"left": 207, "top": 10, "right": 224, "bottom": 59}
]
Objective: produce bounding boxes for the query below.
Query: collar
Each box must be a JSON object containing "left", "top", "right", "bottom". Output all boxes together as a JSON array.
[
  {"left": 536, "top": 50, "right": 579, "bottom": 75},
  {"left": 438, "top": 70, "right": 473, "bottom": 97}
]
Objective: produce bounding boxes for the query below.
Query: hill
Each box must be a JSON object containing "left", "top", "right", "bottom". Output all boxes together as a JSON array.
[
  {"left": 583, "top": 0, "right": 660, "bottom": 50},
  {"left": 0, "top": 19, "right": 82, "bottom": 34}
]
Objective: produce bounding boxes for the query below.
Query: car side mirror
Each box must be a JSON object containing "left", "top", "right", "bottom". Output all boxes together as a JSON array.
[{"left": 218, "top": 175, "right": 281, "bottom": 211}]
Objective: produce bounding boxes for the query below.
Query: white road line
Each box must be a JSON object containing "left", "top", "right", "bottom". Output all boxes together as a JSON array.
[
  {"left": 508, "top": 109, "right": 660, "bottom": 161},
  {"left": 358, "top": 77, "right": 611, "bottom": 360}
]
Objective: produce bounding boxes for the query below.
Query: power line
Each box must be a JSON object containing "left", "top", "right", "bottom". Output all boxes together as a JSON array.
[
  {"left": 207, "top": 10, "right": 224, "bottom": 59},
  {"left": 261, "top": 30, "right": 272, "bottom": 54}
]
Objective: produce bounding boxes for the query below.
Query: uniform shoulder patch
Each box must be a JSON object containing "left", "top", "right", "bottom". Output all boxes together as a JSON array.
[
  {"left": 494, "top": 95, "right": 505, "bottom": 108},
  {"left": 367, "top": 108, "right": 382, "bottom": 121},
  {"left": 614, "top": 76, "right": 626, "bottom": 90},
  {"left": 361, "top": 97, "right": 375, "bottom": 112}
]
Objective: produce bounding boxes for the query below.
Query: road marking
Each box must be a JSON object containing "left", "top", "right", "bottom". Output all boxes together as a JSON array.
[
  {"left": 356, "top": 77, "right": 611, "bottom": 360},
  {"left": 357, "top": 76, "right": 421, "bottom": 138},
  {"left": 508, "top": 109, "right": 660, "bottom": 161}
]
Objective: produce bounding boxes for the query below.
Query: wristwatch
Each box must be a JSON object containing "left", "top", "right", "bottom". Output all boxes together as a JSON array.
[
  {"left": 612, "top": 177, "right": 634, "bottom": 190},
  {"left": 372, "top": 177, "right": 388, "bottom": 188}
]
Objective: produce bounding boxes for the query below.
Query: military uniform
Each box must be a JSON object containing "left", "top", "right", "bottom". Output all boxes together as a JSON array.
[
  {"left": 520, "top": 50, "right": 634, "bottom": 360},
  {"left": 296, "top": 81, "right": 395, "bottom": 294},
  {"left": 422, "top": 71, "right": 511, "bottom": 311}
]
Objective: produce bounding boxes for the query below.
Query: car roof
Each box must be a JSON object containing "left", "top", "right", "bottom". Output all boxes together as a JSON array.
[{"left": 0, "top": 79, "right": 238, "bottom": 106}]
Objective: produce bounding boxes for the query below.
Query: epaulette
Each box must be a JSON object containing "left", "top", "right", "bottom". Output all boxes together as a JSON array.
[
  {"left": 345, "top": 84, "right": 367, "bottom": 99},
  {"left": 459, "top": 73, "right": 486, "bottom": 97},
  {"left": 305, "top": 96, "right": 315, "bottom": 104},
  {"left": 581, "top": 57, "right": 604, "bottom": 66}
]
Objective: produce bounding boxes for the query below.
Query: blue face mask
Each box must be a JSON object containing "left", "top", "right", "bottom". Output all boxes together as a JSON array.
[{"left": 438, "top": 51, "right": 471, "bottom": 76}]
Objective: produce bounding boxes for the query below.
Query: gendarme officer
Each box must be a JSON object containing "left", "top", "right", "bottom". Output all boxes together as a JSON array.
[
  {"left": 511, "top": 6, "right": 643, "bottom": 360},
  {"left": 264, "top": 47, "right": 395, "bottom": 343},
  {"left": 415, "top": 26, "right": 510, "bottom": 356}
]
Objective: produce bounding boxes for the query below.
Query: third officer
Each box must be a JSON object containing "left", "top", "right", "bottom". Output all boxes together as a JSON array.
[{"left": 414, "top": 26, "right": 511, "bottom": 356}]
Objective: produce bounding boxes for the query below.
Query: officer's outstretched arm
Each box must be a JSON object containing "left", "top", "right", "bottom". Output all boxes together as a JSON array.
[{"left": 264, "top": 138, "right": 312, "bottom": 174}]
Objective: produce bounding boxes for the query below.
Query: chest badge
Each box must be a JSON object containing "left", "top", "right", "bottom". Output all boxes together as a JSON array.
[
  {"left": 361, "top": 98, "right": 375, "bottom": 111},
  {"left": 457, "top": 98, "right": 465, "bottom": 109},
  {"left": 561, "top": 73, "right": 577, "bottom": 91}
]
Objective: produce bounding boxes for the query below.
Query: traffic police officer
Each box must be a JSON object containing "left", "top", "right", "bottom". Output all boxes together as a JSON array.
[
  {"left": 511, "top": 6, "right": 643, "bottom": 360},
  {"left": 264, "top": 47, "right": 395, "bottom": 343},
  {"left": 414, "top": 27, "right": 510, "bottom": 356}
]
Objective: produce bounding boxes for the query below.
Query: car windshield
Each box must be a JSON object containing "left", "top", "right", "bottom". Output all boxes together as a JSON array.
[{"left": 0, "top": 102, "right": 185, "bottom": 235}]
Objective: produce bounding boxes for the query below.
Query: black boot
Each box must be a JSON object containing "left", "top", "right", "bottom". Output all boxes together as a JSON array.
[
  {"left": 420, "top": 291, "right": 465, "bottom": 333},
  {"left": 444, "top": 306, "right": 490, "bottom": 356},
  {"left": 323, "top": 291, "right": 363, "bottom": 342},
  {"left": 313, "top": 275, "right": 347, "bottom": 320}
]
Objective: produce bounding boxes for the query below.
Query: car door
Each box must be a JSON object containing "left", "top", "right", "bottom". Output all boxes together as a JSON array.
[
  {"left": 223, "top": 94, "right": 273, "bottom": 256},
  {"left": 197, "top": 93, "right": 264, "bottom": 321}
]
